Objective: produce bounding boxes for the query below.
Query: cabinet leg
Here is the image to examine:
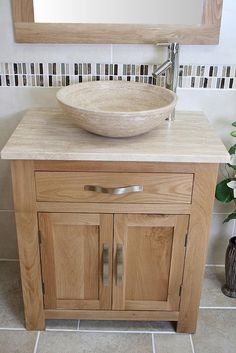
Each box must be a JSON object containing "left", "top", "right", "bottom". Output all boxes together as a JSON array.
[
  {"left": 176, "top": 318, "right": 197, "bottom": 334},
  {"left": 11, "top": 161, "right": 45, "bottom": 331},
  {"left": 177, "top": 164, "right": 218, "bottom": 334}
]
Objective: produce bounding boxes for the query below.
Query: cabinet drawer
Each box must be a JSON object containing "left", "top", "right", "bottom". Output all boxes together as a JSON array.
[{"left": 35, "top": 172, "right": 193, "bottom": 204}]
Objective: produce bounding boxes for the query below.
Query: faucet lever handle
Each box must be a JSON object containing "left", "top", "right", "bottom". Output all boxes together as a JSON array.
[{"left": 155, "top": 42, "right": 170, "bottom": 46}]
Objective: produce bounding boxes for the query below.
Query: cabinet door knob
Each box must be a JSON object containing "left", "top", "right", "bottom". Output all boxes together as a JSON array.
[
  {"left": 116, "top": 244, "right": 124, "bottom": 287},
  {"left": 84, "top": 185, "right": 143, "bottom": 195},
  {"left": 102, "top": 244, "right": 109, "bottom": 287}
]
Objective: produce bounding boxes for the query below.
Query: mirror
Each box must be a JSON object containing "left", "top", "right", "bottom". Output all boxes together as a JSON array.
[
  {"left": 12, "top": 0, "right": 223, "bottom": 44},
  {"left": 33, "top": 0, "right": 204, "bottom": 26}
]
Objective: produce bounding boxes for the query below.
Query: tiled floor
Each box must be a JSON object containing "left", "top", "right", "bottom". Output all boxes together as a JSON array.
[{"left": 0, "top": 261, "right": 236, "bottom": 353}]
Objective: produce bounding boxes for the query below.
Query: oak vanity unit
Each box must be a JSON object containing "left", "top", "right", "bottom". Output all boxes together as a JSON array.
[{"left": 1, "top": 109, "right": 229, "bottom": 333}]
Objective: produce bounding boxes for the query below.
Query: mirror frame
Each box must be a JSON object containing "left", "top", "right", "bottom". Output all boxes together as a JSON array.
[{"left": 12, "top": 0, "right": 223, "bottom": 44}]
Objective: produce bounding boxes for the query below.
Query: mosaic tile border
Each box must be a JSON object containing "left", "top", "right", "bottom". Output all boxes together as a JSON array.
[{"left": 0, "top": 63, "right": 236, "bottom": 89}]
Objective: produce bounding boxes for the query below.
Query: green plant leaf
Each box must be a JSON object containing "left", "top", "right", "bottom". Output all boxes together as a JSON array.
[
  {"left": 232, "top": 121, "right": 236, "bottom": 127},
  {"left": 215, "top": 179, "right": 235, "bottom": 203},
  {"left": 227, "top": 145, "right": 236, "bottom": 169},
  {"left": 228, "top": 144, "right": 236, "bottom": 155},
  {"left": 231, "top": 131, "right": 236, "bottom": 137},
  {"left": 223, "top": 211, "right": 236, "bottom": 223}
]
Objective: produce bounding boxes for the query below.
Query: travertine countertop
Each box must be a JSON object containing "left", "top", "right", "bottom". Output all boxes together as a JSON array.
[{"left": 1, "top": 108, "right": 229, "bottom": 163}]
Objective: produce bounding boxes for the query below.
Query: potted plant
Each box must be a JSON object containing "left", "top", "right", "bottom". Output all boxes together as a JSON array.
[{"left": 215, "top": 121, "right": 236, "bottom": 298}]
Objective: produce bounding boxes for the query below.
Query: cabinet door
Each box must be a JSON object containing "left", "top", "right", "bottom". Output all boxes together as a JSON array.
[
  {"left": 112, "top": 214, "right": 189, "bottom": 311},
  {"left": 38, "top": 213, "right": 113, "bottom": 310}
]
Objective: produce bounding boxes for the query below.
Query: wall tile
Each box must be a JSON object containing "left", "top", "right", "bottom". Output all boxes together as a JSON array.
[
  {"left": 1, "top": 62, "right": 236, "bottom": 89},
  {"left": 207, "top": 214, "right": 234, "bottom": 265},
  {"left": 200, "top": 266, "right": 236, "bottom": 307},
  {"left": 0, "top": 160, "right": 13, "bottom": 210},
  {"left": 112, "top": 44, "right": 166, "bottom": 64},
  {"left": 0, "top": 211, "right": 17, "bottom": 259}
]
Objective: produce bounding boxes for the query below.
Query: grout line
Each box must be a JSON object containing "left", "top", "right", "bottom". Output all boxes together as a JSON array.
[
  {"left": 77, "top": 320, "right": 80, "bottom": 331},
  {"left": 0, "top": 258, "right": 225, "bottom": 267},
  {"left": 110, "top": 44, "right": 113, "bottom": 64},
  {"left": 205, "top": 264, "right": 224, "bottom": 267},
  {"left": 178, "top": 88, "right": 236, "bottom": 91},
  {"left": 211, "top": 212, "right": 233, "bottom": 215},
  {"left": 33, "top": 331, "right": 40, "bottom": 353},
  {"left": 78, "top": 329, "right": 176, "bottom": 334},
  {"left": 46, "top": 328, "right": 79, "bottom": 332},
  {"left": 190, "top": 334, "right": 196, "bottom": 353},
  {"left": 0, "top": 210, "right": 15, "bottom": 212},
  {"left": 232, "top": 219, "right": 236, "bottom": 237},
  {"left": 0, "top": 327, "right": 25, "bottom": 331},
  {"left": 200, "top": 306, "right": 236, "bottom": 309},
  {"left": 152, "top": 333, "right": 156, "bottom": 353}
]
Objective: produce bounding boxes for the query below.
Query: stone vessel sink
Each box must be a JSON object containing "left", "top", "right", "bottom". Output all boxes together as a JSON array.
[{"left": 56, "top": 81, "right": 177, "bottom": 138}]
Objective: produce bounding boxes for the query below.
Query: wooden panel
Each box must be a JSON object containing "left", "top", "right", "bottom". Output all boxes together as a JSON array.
[
  {"left": 33, "top": 161, "right": 200, "bottom": 173},
  {"left": 39, "top": 213, "right": 113, "bottom": 310},
  {"left": 125, "top": 226, "right": 173, "bottom": 301},
  {"left": 202, "top": 0, "right": 223, "bottom": 25},
  {"left": 45, "top": 309, "right": 179, "bottom": 321},
  {"left": 14, "top": 22, "right": 221, "bottom": 45},
  {"left": 113, "top": 214, "right": 189, "bottom": 311},
  {"left": 36, "top": 202, "right": 191, "bottom": 214},
  {"left": 177, "top": 164, "right": 219, "bottom": 333},
  {"left": 11, "top": 161, "right": 45, "bottom": 330},
  {"left": 35, "top": 172, "right": 193, "bottom": 204},
  {"left": 12, "top": 0, "right": 223, "bottom": 44},
  {"left": 12, "top": 0, "right": 34, "bottom": 22}
]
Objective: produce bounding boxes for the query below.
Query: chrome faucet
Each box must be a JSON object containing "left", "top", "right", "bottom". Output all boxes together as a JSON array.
[{"left": 152, "top": 43, "right": 179, "bottom": 121}]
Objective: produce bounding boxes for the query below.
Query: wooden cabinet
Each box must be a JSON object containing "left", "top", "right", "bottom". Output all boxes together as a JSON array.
[
  {"left": 11, "top": 160, "right": 219, "bottom": 333},
  {"left": 112, "top": 214, "right": 189, "bottom": 312},
  {"left": 38, "top": 213, "right": 113, "bottom": 310},
  {"left": 38, "top": 212, "right": 188, "bottom": 314}
]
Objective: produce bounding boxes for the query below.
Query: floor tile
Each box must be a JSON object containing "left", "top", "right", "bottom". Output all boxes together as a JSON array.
[
  {"left": 192, "top": 309, "right": 236, "bottom": 353},
  {"left": 153, "top": 334, "right": 192, "bottom": 353},
  {"left": 37, "top": 331, "right": 153, "bottom": 353},
  {"left": 0, "top": 261, "right": 24, "bottom": 328},
  {"left": 200, "top": 266, "right": 236, "bottom": 307},
  {"left": 79, "top": 320, "right": 175, "bottom": 332},
  {"left": 0, "top": 330, "right": 37, "bottom": 353},
  {"left": 46, "top": 319, "right": 78, "bottom": 330}
]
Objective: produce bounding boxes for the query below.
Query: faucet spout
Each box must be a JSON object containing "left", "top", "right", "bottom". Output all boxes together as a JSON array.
[
  {"left": 152, "top": 42, "right": 180, "bottom": 121},
  {"left": 152, "top": 59, "right": 172, "bottom": 78},
  {"left": 152, "top": 43, "right": 179, "bottom": 93}
]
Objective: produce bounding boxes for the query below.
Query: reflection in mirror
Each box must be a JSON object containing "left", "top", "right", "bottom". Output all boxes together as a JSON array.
[{"left": 33, "top": 0, "right": 204, "bottom": 25}]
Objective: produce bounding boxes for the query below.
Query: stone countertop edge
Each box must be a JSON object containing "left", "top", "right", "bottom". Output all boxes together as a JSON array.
[{"left": 0, "top": 108, "right": 230, "bottom": 164}]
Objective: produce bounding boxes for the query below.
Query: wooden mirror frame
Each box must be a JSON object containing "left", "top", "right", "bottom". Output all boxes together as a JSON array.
[{"left": 12, "top": 0, "right": 223, "bottom": 44}]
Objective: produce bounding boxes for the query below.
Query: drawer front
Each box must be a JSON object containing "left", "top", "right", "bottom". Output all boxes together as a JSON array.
[{"left": 35, "top": 172, "right": 193, "bottom": 204}]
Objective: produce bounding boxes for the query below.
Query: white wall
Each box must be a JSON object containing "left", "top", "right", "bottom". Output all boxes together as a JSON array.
[{"left": 0, "top": 0, "right": 236, "bottom": 263}]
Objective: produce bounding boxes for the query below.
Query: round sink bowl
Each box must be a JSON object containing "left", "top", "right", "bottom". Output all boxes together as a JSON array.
[{"left": 56, "top": 81, "right": 177, "bottom": 138}]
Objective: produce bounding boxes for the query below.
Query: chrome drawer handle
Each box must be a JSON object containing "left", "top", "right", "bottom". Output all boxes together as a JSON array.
[
  {"left": 102, "top": 244, "right": 109, "bottom": 287},
  {"left": 116, "top": 244, "right": 124, "bottom": 287},
  {"left": 84, "top": 185, "right": 143, "bottom": 195}
]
